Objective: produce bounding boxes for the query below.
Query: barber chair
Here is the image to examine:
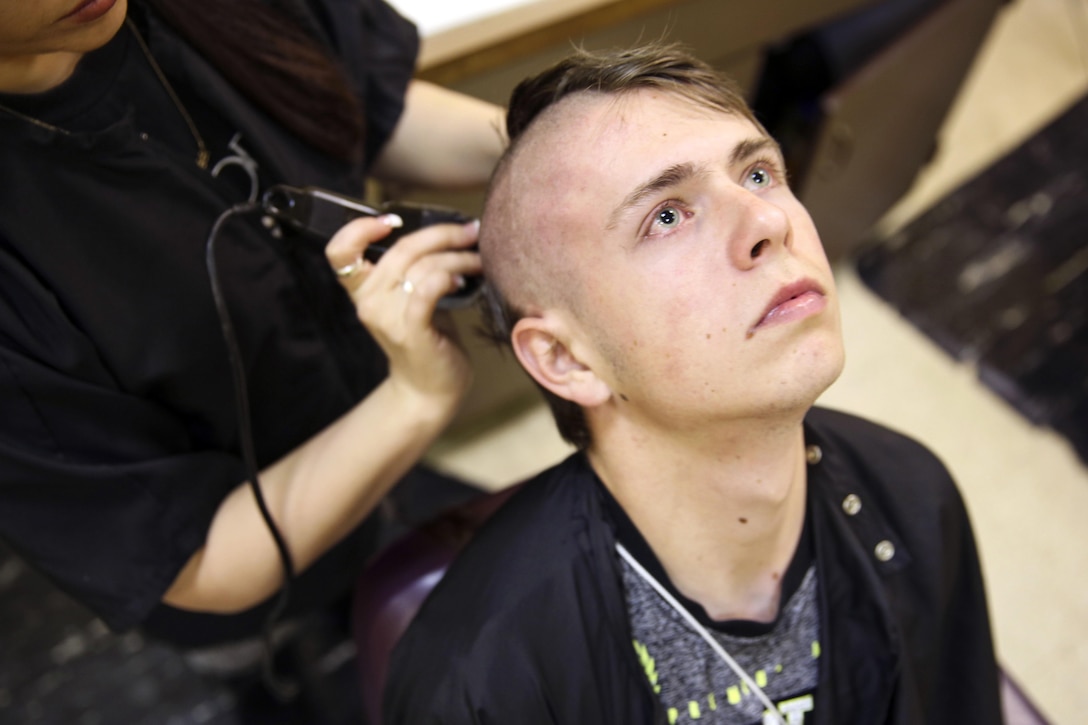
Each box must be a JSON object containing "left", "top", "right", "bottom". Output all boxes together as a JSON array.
[
  {"left": 351, "top": 484, "right": 521, "bottom": 724},
  {"left": 351, "top": 484, "right": 1050, "bottom": 724}
]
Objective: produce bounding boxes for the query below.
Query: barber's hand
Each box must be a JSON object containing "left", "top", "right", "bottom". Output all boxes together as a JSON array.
[{"left": 325, "top": 215, "right": 481, "bottom": 411}]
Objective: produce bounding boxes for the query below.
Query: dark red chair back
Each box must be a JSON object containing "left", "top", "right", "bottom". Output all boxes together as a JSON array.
[{"left": 351, "top": 486, "right": 520, "bottom": 724}]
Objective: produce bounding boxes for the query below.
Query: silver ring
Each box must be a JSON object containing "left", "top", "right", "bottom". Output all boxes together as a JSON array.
[
  {"left": 401, "top": 278, "right": 414, "bottom": 294},
  {"left": 335, "top": 258, "right": 362, "bottom": 278}
]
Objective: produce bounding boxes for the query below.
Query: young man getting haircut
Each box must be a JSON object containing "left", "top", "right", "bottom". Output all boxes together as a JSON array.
[{"left": 384, "top": 45, "right": 1001, "bottom": 724}]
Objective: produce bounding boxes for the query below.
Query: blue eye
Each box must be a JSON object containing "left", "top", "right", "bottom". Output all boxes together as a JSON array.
[
  {"left": 655, "top": 206, "right": 681, "bottom": 229},
  {"left": 749, "top": 166, "right": 772, "bottom": 186}
]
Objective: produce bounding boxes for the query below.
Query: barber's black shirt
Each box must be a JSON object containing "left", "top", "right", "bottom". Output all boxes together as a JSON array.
[{"left": 0, "top": 0, "right": 416, "bottom": 638}]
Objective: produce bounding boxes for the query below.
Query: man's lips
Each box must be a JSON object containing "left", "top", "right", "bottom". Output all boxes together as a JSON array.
[
  {"left": 750, "top": 279, "right": 827, "bottom": 332},
  {"left": 60, "top": 0, "right": 117, "bottom": 23}
]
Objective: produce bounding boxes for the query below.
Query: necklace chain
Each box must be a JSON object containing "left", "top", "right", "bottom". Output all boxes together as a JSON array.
[{"left": 0, "top": 17, "right": 209, "bottom": 169}]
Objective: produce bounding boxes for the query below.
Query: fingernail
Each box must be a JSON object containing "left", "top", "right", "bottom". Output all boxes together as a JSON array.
[
  {"left": 381, "top": 213, "right": 404, "bottom": 228},
  {"left": 465, "top": 219, "right": 480, "bottom": 235},
  {"left": 452, "top": 274, "right": 466, "bottom": 290}
]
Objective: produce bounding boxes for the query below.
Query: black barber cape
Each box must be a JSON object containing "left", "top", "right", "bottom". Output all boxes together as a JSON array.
[
  {"left": 385, "top": 407, "right": 1002, "bottom": 724},
  {"left": 0, "top": 0, "right": 416, "bottom": 638}
]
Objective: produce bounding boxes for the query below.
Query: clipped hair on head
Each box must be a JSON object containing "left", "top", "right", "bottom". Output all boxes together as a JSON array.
[{"left": 479, "top": 43, "right": 758, "bottom": 449}]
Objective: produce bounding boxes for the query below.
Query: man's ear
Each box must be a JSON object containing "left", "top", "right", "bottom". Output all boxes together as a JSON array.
[{"left": 511, "top": 315, "right": 611, "bottom": 408}]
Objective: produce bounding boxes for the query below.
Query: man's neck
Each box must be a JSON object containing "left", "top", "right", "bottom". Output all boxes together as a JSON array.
[
  {"left": 589, "top": 413, "right": 811, "bottom": 623},
  {"left": 0, "top": 52, "right": 83, "bottom": 94}
]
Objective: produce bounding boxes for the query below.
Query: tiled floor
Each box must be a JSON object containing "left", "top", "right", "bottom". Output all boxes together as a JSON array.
[{"left": 428, "top": 0, "right": 1088, "bottom": 722}]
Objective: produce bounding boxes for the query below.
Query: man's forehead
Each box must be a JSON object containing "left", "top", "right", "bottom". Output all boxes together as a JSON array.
[
  {"left": 508, "top": 89, "right": 767, "bottom": 206},
  {"left": 525, "top": 88, "right": 750, "bottom": 143}
]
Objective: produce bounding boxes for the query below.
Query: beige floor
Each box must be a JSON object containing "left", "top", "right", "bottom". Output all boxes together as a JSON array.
[{"left": 428, "top": 0, "right": 1088, "bottom": 721}]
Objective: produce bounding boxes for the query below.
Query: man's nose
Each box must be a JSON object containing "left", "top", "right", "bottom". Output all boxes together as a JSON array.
[{"left": 724, "top": 189, "right": 791, "bottom": 269}]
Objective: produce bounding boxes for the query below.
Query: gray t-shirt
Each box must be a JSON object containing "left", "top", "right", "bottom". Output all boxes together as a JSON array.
[{"left": 620, "top": 559, "right": 820, "bottom": 724}]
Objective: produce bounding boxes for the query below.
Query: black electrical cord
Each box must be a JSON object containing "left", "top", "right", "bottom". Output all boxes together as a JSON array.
[{"left": 204, "top": 202, "right": 300, "bottom": 702}]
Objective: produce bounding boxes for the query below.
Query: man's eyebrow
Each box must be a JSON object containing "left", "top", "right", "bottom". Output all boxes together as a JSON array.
[
  {"left": 606, "top": 162, "right": 705, "bottom": 230},
  {"left": 731, "top": 136, "right": 782, "bottom": 166},
  {"left": 605, "top": 136, "right": 782, "bottom": 230}
]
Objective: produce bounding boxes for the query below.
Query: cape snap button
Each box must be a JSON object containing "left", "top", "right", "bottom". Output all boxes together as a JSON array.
[
  {"left": 874, "top": 540, "right": 896, "bottom": 562},
  {"left": 806, "top": 445, "right": 823, "bottom": 465},
  {"left": 842, "top": 494, "right": 862, "bottom": 516}
]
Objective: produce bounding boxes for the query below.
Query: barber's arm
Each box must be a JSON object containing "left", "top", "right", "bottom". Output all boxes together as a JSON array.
[
  {"left": 163, "top": 217, "right": 480, "bottom": 613},
  {"left": 371, "top": 80, "right": 506, "bottom": 189}
]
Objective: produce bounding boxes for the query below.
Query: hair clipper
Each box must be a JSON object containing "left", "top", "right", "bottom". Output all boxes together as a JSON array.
[{"left": 261, "top": 184, "right": 481, "bottom": 308}]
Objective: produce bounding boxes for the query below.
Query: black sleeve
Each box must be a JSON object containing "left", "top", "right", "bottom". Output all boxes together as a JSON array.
[
  {"left": 311, "top": 0, "right": 421, "bottom": 163},
  {"left": 386, "top": 629, "right": 563, "bottom": 724},
  {"left": 0, "top": 245, "right": 243, "bottom": 632}
]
